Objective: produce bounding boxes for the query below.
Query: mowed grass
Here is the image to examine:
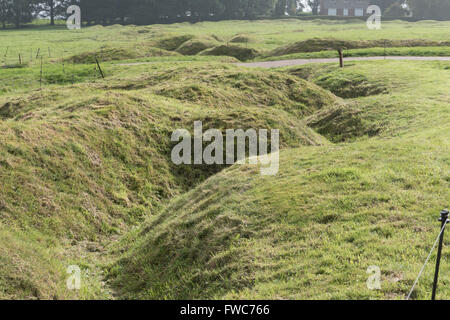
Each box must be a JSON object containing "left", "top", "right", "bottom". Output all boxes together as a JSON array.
[{"left": 0, "top": 20, "right": 449, "bottom": 300}]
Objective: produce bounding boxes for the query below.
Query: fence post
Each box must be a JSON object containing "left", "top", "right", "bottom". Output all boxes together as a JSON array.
[
  {"left": 4, "top": 47, "right": 8, "bottom": 64},
  {"left": 40, "top": 57, "right": 43, "bottom": 90},
  {"left": 95, "top": 58, "right": 105, "bottom": 78},
  {"left": 431, "top": 209, "right": 449, "bottom": 300},
  {"left": 338, "top": 49, "right": 344, "bottom": 68}
]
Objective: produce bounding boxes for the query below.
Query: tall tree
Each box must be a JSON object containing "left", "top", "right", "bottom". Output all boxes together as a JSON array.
[
  {"left": 287, "top": 0, "right": 303, "bottom": 15},
  {"left": 407, "top": 0, "right": 450, "bottom": 19},
  {"left": 384, "top": 1, "right": 407, "bottom": 16},
  {"left": 0, "top": 0, "right": 11, "bottom": 28},
  {"left": 223, "top": 0, "right": 249, "bottom": 19},
  {"left": 35, "top": 0, "right": 66, "bottom": 25},
  {"left": 275, "top": 0, "right": 287, "bottom": 16},
  {"left": 308, "top": 0, "right": 320, "bottom": 15},
  {"left": 371, "top": 0, "right": 403, "bottom": 13},
  {"left": 9, "top": 0, "right": 33, "bottom": 27},
  {"left": 245, "top": 0, "right": 277, "bottom": 18}
]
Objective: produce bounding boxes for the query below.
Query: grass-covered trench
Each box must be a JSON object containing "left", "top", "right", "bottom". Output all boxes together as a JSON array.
[
  {"left": 0, "top": 20, "right": 449, "bottom": 300},
  {"left": 109, "top": 60, "right": 450, "bottom": 300}
]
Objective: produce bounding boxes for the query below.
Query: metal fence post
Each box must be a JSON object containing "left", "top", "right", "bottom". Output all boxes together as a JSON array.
[{"left": 431, "top": 209, "right": 449, "bottom": 300}]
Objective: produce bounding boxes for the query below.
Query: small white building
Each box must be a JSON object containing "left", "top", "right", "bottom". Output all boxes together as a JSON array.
[{"left": 320, "top": 0, "right": 371, "bottom": 17}]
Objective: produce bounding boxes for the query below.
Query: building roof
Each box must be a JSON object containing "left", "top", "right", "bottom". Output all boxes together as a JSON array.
[{"left": 321, "top": 0, "right": 371, "bottom": 9}]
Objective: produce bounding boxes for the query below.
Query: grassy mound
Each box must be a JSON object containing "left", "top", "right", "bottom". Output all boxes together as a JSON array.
[
  {"left": 0, "top": 62, "right": 339, "bottom": 297},
  {"left": 157, "top": 35, "right": 195, "bottom": 51},
  {"left": 201, "top": 45, "right": 258, "bottom": 61},
  {"left": 271, "top": 38, "right": 449, "bottom": 56},
  {"left": 2, "top": 20, "right": 450, "bottom": 301},
  {"left": 65, "top": 48, "right": 138, "bottom": 64},
  {"left": 176, "top": 39, "right": 217, "bottom": 55},
  {"left": 289, "top": 64, "right": 340, "bottom": 81},
  {"left": 0, "top": 226, "right": 64, "bottom": 299},
  {"left": 305, "top": 103, "right": 381, "bottom": 142},
  {"left": 109, "top": 59, "right": 450, "bottom": 300},
  {"left": 229, "top": 35, "right": 253, "bottom": 44},
  {"left": 111, "top": 132, "right": 449, "bottom": 299},
  {"left": 289, "top": 65, "right": 389, "bottom": 98},
  {"left": 0, "top": 90, "right": 184, "bottom": 238},
  {"left": 313, "top": 70, "right": 389, "bottom": 99},
  {"left": 0, "top": 78, "right": 331, "bottom": 239},
  {"left": 65, "top": 47, "right": 176, "bottom": 64},
  {"left": 116, "top": 65, "right": 339, "bottom": 117}
]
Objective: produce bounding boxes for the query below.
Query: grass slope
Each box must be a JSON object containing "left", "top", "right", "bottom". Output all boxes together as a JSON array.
[
  {"left": 111, "top": 60, "right": 450, "bottom": 300},
  {"left": 0, "top": 61, "right": 336, "bottom": 298},
  {"left": 0, "top": 20, "right": 448, "bottom": 300}
]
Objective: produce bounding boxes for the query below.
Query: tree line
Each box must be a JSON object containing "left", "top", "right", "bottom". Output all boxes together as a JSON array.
[{"left": 1, "top": 0, "right": 449, "bottom": 28}]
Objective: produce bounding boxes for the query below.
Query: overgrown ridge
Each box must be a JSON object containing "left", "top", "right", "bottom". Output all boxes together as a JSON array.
[
  {"left": 1, "top": 57, "right": 449, "bottom": 299},
  {"left": 0, "top": 62, "right": 341, "bottom": 299},
  {"left": 0, "top": 22, "right": 449, "bottom": 299},
  {"left": 109, "top": 60, "right": 450, "bottom": 299},
  {"left": 269, "top": 38, "right": 450, "bottom": 57}
]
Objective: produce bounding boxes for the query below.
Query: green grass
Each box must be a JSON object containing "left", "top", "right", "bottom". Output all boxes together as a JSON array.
[
  {"left": 0, "top": 60, "right": 338, "bottom": 298},
  {"left": 1, "top": 19, "right": 449, "bottom": 65},
  {"left": 0, "top": 19, "right": 449, "bottom": 300},
  {"left": 111, "top": 60, "right": 450, "bottom": 300},
  {"left": 257, "top": 46, "right": 450, "bottom": 61},
  {"left": 268, "top": 38, "right": 450, "bottom": 56}
]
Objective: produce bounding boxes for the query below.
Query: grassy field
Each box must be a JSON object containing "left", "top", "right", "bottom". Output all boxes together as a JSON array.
[
  {"left": 0, "top": 19, "right": 449, "bottom": 300},
  {"left": 1, "top": 19, "right": 450, "bottom": 66}
]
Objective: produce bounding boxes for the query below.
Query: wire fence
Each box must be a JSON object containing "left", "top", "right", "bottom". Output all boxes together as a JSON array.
[
  {"left": 1, "top": 45, "right": 108, "bottom": 94},
  {"left": 2, "top": 45, "right": 65, "bottom": 66},
  {"left": 0, "top": 37, "right": 151, "bottom": 66},
  {"left": 406, "top": 210, "right": 449, "bottom": 300}
]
